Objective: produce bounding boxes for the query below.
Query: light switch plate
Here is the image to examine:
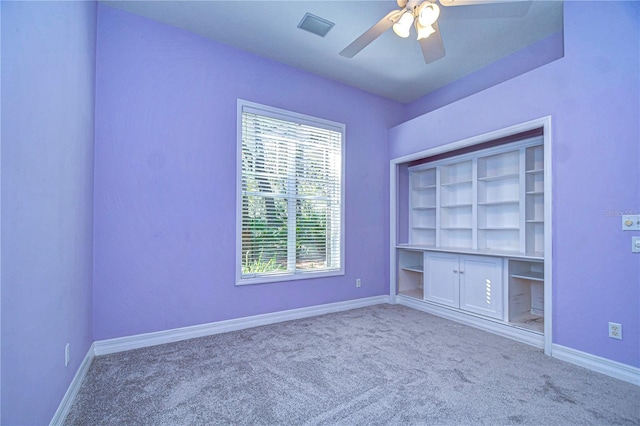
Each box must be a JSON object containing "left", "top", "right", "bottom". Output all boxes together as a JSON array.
[
  {"left": 621, "top": 215, "right": 640, "bottom": 230},
  {"left": 633, "top": 236, "right": 640, "bottom": 253}
]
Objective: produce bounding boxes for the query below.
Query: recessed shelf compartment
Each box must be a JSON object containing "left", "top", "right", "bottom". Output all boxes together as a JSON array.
[
  {"left": 412, "top": 188, "right": 436, "bottom": 209},
  {"left": 478, "top": 202, "right": 519, "bottom": 228},
  {"left": 478, "top": 150, "right": 519, "bottom": 179},
  {"left": 440, "top": 228, "right": 472, "bottom": 249},
  {"left": 398, "top": 249, "right": 424, "bottom": 299},
  {"left": 508, "top": 259, "right": 544, "bottom": 333},
  {"left": 411, "top": 168, "right": 436, "bottom": 189},
  {"left": 411, "top": 228, "right": 436, "bottom": 246},
  {"left": 478, "top": 176, "right": 519, "bottom": 204},
  {"left": 441, "top": 181, "right": 472, "bottom": 206},
  {"left": 478, "top": 228, "right": 520, "bottom": 252},
  {"left": 441, "top": 160, "right": 472, "bottom": 185},
  {"left": 526, "top": 145, "right": 544, "bottom": 172}
]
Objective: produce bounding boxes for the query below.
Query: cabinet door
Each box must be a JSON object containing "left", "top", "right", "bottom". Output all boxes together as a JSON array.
[
  {"left": 424, "top": 252, "right": 459, "bottom": 307},
  {"left": 459, "top": 255, "right": 503, "bottom": 319}
]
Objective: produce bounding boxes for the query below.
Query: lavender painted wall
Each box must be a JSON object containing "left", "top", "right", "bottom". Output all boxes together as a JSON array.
[
  {"left": 1, "top": 2, "right": 96, "bottom": 424},
  {"left": 392, "top": 2, "right": 640, "bottom": 367},
  {"left": 404, "top": 29, "right": 564, "bottom": 121},
  {"left": 92, "top": 5, "right": 405, "bottom": 340}
]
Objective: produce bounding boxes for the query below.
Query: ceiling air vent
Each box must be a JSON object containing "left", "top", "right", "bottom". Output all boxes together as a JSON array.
[{"left": 297, "top": 13, "right": 335, "bottom": 37}]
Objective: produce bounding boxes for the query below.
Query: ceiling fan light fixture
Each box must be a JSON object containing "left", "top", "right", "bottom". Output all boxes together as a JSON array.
[
  {"left": 416, "top": 22, "right": 435, "bottom": 40},
  {"left": 392, "top": 11, "right": 414, "bottom": 38},
  {"left": 417, "top": 2, "right": 440, "bottom": 27}
]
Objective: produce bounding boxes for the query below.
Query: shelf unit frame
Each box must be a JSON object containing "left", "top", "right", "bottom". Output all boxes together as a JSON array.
[
  {"left": 390, "top": 116, "right": 553, "bottom": 354},
  {"left": 408, "top": 138, "right": 543, "bottom": 256}
]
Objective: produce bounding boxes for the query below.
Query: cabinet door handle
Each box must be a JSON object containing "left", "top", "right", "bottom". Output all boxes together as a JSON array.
[
  {"left": 453, "top": 270, "right": 458, "bottom": 273},
  {"left": 459, "top": 270, "right": 465, "bottom": 274}
]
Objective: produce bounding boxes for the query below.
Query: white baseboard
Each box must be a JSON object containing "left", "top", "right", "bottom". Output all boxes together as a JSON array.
[
  {"left": 94, "top": 295, "right": 390, "bottom": 356},
  {"left": 552, "top": 344, "right": 640, "bottom": 386},
  {"left": 49, "top": 343, "right": 96, "bottom": 425}
]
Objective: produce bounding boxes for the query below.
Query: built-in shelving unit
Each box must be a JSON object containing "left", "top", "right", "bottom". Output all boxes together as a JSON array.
[
  {"left": 406, "top": 139, "right": 543, "bottom": 256},
  {"left": 396, "top": 133, "right": 548, "bottom": 348}
]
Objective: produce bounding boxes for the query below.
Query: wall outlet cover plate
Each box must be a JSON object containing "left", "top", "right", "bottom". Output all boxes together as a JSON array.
[{"left": 621, "top": 215, "right": 640, "bottom": 230}]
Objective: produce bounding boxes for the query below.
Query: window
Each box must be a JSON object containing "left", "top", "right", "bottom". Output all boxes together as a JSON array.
[{"left": 237, "top": 100, "right": 344, "bottom": 285}]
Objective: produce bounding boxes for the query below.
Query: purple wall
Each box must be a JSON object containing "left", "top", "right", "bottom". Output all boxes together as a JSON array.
[
  {"left": 392, "top": 2, "right": 640, "bottom": 367},
  {"left": 404, "top": 29, "right": 564, "bottom": 121},
  {"left": 92, "top": 5, "right": 405, "bottom": 340},
  {"left": 1, "top": 2, "right": 96, "bottom": 424}
]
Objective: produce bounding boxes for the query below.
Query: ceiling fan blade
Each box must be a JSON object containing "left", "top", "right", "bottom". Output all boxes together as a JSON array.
[
  {"left": 439, "top": 0, "right": 529, "bottom": 6},
  {"left": 419, "top": 21, "right": 446, "bottom": 64},
  {"left": 339, "top": 10, "right": 402, "bottom": 58}
]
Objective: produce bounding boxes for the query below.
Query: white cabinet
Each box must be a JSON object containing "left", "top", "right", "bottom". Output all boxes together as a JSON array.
[
  {"left": 424, "top": 252, "right": 503, "bottom": 320},
  {"left": 424, "top": 252, "right": 459, "bottom": 308},
  {"left": 459, "top": 255, "right": 503, "bottom": 319}
]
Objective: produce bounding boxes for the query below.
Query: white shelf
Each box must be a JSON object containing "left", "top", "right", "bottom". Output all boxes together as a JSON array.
[
  {"left": 401, "top": 265, "right": 424, "bottom": 273},
  {"left": 478, "top": 200, "right": 519, "bottom": 206},
  {"left": 441, "top": 179, "right": 473, "bottom": 187},
  {"left": 511, "top": 271, "right": 544, "bottom": 281},
  {"left": 398, "top": 288, "right": 423, "bottom": 299},
  {"left": 478, "top": 227, "right": 519, "bottom": 230},
  {"left": 441, "top": 203, "right": 473, "bottom": 208},
  {"left": 477, "top": 173, "right": 519, "bottom": 182},
  {"left": 510, "top": 313, "right": 544, "bottom": 334}
]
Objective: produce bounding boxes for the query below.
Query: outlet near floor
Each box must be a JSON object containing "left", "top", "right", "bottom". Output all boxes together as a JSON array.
[
  {"left": 356, "top": 278, "right": 361, "bottom": 288},
  {"left": 608, "top": 322, "right": 622, "bottom": 340}
]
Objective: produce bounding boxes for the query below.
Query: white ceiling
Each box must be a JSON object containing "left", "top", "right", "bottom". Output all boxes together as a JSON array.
[{"left": 102, "top": 0, "right": 563, "bottom": 103}]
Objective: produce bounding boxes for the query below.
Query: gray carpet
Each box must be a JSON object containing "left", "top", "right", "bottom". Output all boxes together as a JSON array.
[{"left": 65, "top": 304, "right": 640, "bottom": 425}]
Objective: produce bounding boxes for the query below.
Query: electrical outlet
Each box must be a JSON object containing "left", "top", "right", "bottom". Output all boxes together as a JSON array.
[
  {"left": 608, "top": 322, "right": 622, "bottom": 340},
  {"left": 356, "top": 278, "right": 361, "bottom": 288},
  {"left": 65, "top": 343, "right": 70, "bottom": 366}
]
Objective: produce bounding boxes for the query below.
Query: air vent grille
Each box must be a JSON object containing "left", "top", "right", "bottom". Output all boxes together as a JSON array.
[{"left": 297, "top": 13, "right": 335, "bottom": 37}]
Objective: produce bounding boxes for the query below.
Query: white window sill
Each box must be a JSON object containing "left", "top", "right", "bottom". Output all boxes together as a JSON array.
[{"left": 236, "top": 269, "right": 344, "bottom": 286}]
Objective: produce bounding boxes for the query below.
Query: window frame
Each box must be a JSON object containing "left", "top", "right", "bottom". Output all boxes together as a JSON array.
[{"left": 236, "top": 99, "right": 345, "bottom": 286}]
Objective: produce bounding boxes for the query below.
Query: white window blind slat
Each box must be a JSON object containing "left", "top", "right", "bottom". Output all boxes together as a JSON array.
[{"left": 240, "top": 104, "right": 343, "bottom": 281}]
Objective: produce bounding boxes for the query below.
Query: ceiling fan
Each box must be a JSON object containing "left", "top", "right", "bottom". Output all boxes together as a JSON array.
[{"left": 339, "top": 0, "right": 526, "bottom": 64}]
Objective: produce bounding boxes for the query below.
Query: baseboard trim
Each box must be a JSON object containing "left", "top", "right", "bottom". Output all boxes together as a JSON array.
[
  {"left": 94, "top": 295, "right": 390, "bottom": 356},
  {"left": 551, "top": 344, "right": 640, "bottom": 386},
  {"left": 397, "top": 295, "right": 544, "bottom": 348},
  {"left": 49, "top": 343, "right": 96, "bottom": 425}
]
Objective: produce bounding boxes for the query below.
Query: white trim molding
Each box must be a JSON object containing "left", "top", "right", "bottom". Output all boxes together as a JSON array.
[
  {"left": 50, "top": 343, "right": 96, "bottom": 425},
  {"left": 552, "top": 344, "right": 640, "bottom": 386},
  {"left": 94, "top": 296, "right": 390, "bottom": 356}
]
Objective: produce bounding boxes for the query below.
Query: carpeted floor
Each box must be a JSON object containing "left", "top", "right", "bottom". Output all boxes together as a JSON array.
[{"left": 65, "top": 304, "right": 640, "bottom": 425}]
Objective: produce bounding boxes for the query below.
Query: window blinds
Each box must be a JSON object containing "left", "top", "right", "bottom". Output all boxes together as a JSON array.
[{"left": 240, "top": 108, "right": 343, "bottom": 279}]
